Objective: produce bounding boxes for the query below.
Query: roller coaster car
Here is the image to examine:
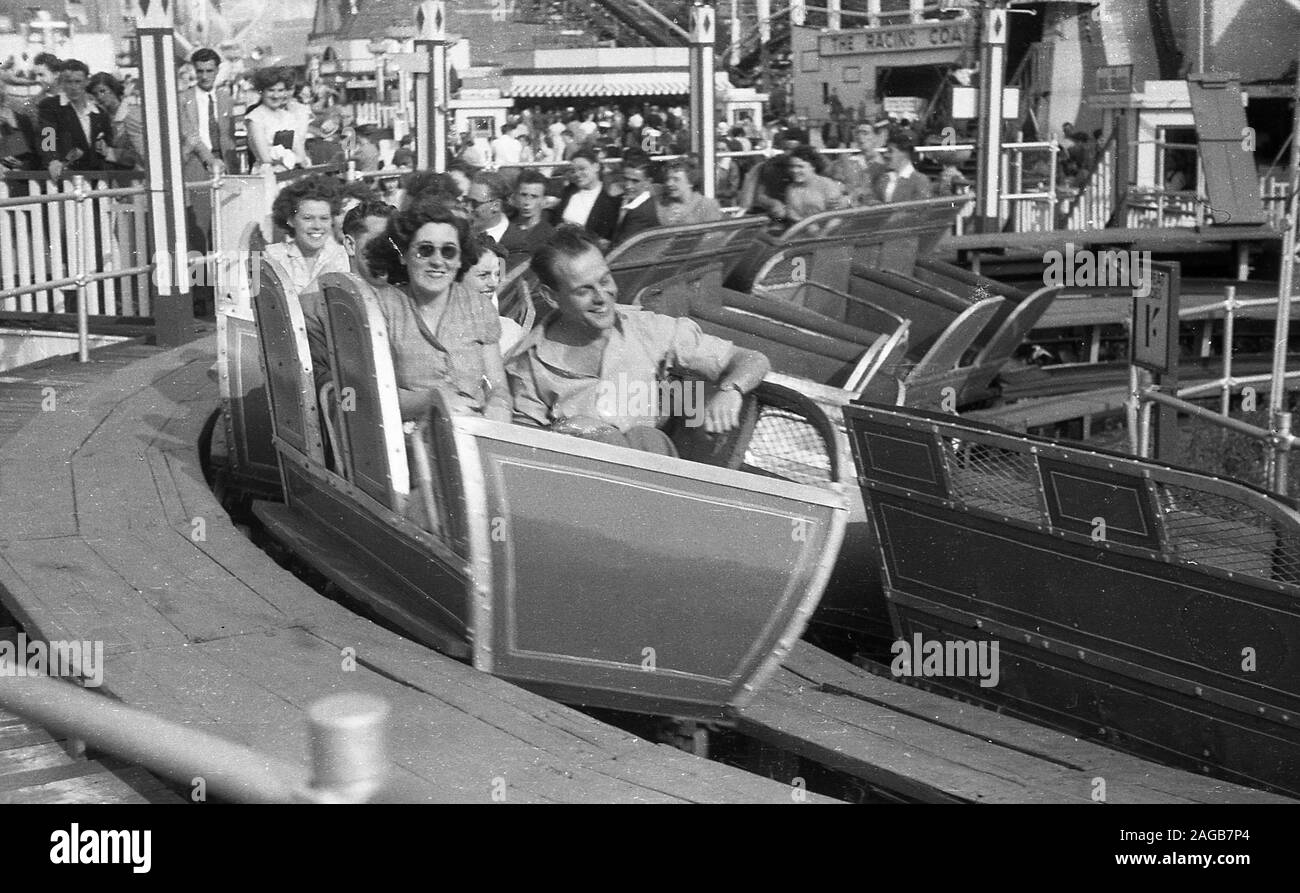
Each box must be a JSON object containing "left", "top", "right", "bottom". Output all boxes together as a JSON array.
[
  {"left": 249, "top": 259, "right": 850, "bottom": 719},
  {"left": 497, "top": 199, "right": 1062, "bottom": 418},
  {"left": 845, "top": 401, "right": 1300, "bottom": 797}
]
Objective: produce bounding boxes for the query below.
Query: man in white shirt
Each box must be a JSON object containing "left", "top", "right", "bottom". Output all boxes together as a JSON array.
[
  {"left": 179, "top": 48, "right": 236, "bottom": 248},
  {"left": 466, "top": 171, "right": 511, "bottom": 244},
  {"left": 490, "top": 124, "right": 522, "bottom": 166},
  {"left": 38, "top": 60, "right": 112, "bottom": 178},
  {"left": 611, "top": 151, "right": 659, "bottom": 245}
]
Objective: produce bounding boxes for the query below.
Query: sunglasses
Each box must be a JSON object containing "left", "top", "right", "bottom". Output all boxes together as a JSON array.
[{"left": 411, "top": 242, "right": 461, "bottom": 261}]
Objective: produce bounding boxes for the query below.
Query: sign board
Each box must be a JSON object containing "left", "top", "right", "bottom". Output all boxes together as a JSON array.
[
  {"left": 882, "top": 96, "right": 925, "bottom": 119},
  {"left": 1130, "top": 263, "right": 1180, "bottom": 374},
  {"left": 951, "top": 86, "right": 1020, "bottom": 120},
  {"left": 818, "top": 21, "right": 974, "bottom": 56},
  {"left": 390, "top": 53, "right": 431, "bottom": 73}
]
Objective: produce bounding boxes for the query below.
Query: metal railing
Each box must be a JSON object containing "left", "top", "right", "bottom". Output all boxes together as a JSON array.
[
  {"left": 1123, "top": 285, "right": 1300, "bottom": 493},
  {"left": 0, "top": 671, "right": 400, "bottom": 803},
  {"left": 0, "top": 173, "right": 153, "bottom": 362}
]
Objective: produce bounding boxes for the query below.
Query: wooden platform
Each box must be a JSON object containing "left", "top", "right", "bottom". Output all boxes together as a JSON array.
[
  {"left": 737, "top": 643, "right": 1290, "bottom": 804},
  {"left": 0, "top": 703, "right": 183, "bottom": 804},
  {"left": 0, "top": 337, "right": 828, "bottom": 804}
]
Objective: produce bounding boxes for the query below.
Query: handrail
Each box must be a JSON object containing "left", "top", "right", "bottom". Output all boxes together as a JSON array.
[{"left": 0, "top": 672, "right": 397, "bottom": 803}]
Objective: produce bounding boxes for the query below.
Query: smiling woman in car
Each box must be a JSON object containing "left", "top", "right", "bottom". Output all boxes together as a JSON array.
[
  {"left": 364, "top": 198, "right": 513, "bottom": 424},
  {"left": 265, "top": 174, "right": 351, "bottom": 295}
]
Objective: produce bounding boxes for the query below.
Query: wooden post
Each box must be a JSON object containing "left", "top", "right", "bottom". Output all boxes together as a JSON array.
[
  {"left": 974, "top": 4, "right": 1008, "bottom": 233},
  {"left": 414, "top": 0, "right": 448, "bottom": 173},
  {"left": 135, "top": 0, "right": 194, "bottom": 347},
  {"left": 690, "top": 3, "right": 718, "bottom": 199}
]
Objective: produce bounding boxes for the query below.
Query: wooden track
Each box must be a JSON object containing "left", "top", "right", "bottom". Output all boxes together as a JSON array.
[
  {"left": 0, "top": 338, "right": 1288, "bottom": 804},
  {"left": 0, "top": 337, "right": 831, "bottom": 804},
  {"left": 738, "top": 643, "right": 1291, "bottom": 804}
]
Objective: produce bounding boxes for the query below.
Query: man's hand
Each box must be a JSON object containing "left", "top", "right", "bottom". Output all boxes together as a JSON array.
[
  {"left": 702, "top": 388, "right": 744, "bottom": 434},
  {"left": 47, "top": 160, "right": 64, "bottom": 180},
  {"left": 209, "top": 158, "right": 226, "bottom": 177}
]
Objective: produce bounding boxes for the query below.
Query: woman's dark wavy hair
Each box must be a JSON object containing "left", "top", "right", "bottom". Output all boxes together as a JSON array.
[
  {"left": 252, "top": 66, "right": 296, "bottom": 94},
  {"left": 271, "top": 173, "right": 342, "bottom": 232},
  {"left": 787, "top": 144, "right": 828, "bottom": 176},
  {"left": 87, "top": 72, "right": 124, "bottom": 100},
  {"left": 366, "top": 198, "right": 479, "bottom": 288}
]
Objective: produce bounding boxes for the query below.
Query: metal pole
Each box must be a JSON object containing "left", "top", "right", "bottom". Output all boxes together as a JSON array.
[
  {"left": 1267, "top": 50, "right": 1300, "bottom": 493},
  {"left": 690, "top": 3, "right": 718, "bottom": 199},
  {"left": 135, "top": 0, "right": 194, "bottom": 348},
  {"left": 974, "top": 3, "right": 1007, "bottom": 232},
  {"left": 1127, "top": 362, "right": 1141, "bottom": 455},
  {"left": 729, "top": 0, "right": 740, "bottom": 68},
  {"left": 414, "top": 0, "right": 448, "bottom": 173},
  {"left": 73, "top": 175, "right": 91, "bottom": 362},
  {"left": 1221, "top": 285, "right": 1235, "bottom": 416},
  {"left": 305, "top": 693, "right": 390, "bottom": 804}
]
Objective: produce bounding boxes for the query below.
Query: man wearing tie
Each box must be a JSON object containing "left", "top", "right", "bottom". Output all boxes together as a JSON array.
[
  {"left": 873, "top": 132, "right": 933, "bottom": 204},
  {"left": 179, "top": 48, "right": 236, "bottom": 251}
]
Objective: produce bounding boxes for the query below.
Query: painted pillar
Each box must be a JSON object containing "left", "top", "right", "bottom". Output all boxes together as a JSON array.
[
  {"left": 690, "top": 3, "right": 718, "bottom": 199},
  {"left": 729, "top": 0, "right": 740, "bottom": 68},
  {"left": 828, "top": 0, "right": 841, "bottom": 31},
  {"left": 414, "top": 0, "right": 448, "bottom": 172},
  {"left": 135, "top": 0, "right": 193, "bottom": 347},
  {"left": 974, "top": 4, "right": 1008, "bottom": 233}
]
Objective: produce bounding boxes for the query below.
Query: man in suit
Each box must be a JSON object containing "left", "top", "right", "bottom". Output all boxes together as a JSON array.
[
  {"left": 872, "top": 131, "right": 933, "bottom": 204},
  {"left": 611, "top": 152, "right": 660, "bottom": 246},
  {"left": 39, "top": 59, "right": 113, "bottom": 179},
  {"left": 552, "top": 148, "right": 619, "bottom": 249},
  {"left": 178, "top": 48, "right": 237, "bottom": 250}
]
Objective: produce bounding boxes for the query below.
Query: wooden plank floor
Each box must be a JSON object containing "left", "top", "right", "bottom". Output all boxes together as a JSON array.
[
  {"left": 736, "top": 642, "right": 1291, "bottom": 804},
  {"left": 0, "top": 705, "right": 183, "bottom": 804},
  {"left": 0, "top": 337, "right": 827, "bottom": 803}
]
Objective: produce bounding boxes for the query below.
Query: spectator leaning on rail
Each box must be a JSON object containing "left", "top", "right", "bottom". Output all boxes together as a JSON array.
[
  {"left": 657, "top": 158, "right": 723, "bottom": 228},
  {"left": 505, "top": 225, "right": 770, "bottom": 457},
  {"left": 245, "top": 66, "right": 312, "bottom": 173},
  {"left": 265, "top": 174, "right": 350, "bottom": 295},
  {"left": 87, "top": 73, "right": 143, "bottom": 172},
  {"left": 364, "top": 198, "right": 512, "bottom": 424},
  {"left": 39, "top": 59, "right": 113, "bottom": 179}
]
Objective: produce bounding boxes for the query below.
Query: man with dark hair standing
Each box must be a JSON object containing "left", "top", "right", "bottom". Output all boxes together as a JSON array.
[
  {"left": 499, "top": 169, "right": 555, "bottom": 267},
  {"left": 179, "top": 48, "right": 236, "bottom": 247},
  {"left": 39, "top": 59, "right": 112, "bottom": 179},
  {"left": 611, "top": 151, "right": 660, "bottom": 246},
  {"left": 872, "top": 131, "right": 933, "bottom": 204}
]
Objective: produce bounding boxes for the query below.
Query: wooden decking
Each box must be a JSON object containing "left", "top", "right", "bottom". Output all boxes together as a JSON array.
[
  {"left": 0, "top": 336, "right": 1288, "bottom": 804},
  {"left": 0, "top": 337, "right": 826, "bottom": 803},
  {"left": 739, "top": 643, "right": 1290, "bottom": 804}
]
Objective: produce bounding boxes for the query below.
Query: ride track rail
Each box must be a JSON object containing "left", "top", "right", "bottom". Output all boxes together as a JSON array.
[{"left": 0, "top": 339, "right": 1287, "bottom": 803}]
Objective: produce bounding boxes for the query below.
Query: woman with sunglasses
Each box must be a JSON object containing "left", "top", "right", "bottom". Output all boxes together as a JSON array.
[{"left": 365, "top": 199, "right": 512, "bottom": 424}]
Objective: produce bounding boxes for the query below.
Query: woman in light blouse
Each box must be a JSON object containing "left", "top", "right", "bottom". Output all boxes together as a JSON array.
[{"left": 245, "top": 67, "right": 312, "bottom": 173}]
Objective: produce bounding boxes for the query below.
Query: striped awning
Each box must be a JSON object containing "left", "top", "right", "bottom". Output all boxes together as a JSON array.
[{"left": 507, "top": 72, "right": 731, "bottom": 99}]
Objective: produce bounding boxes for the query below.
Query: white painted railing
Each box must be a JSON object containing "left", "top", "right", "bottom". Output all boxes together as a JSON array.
[{"left": 0, "top": 174, "right": 153, "bottom": 360}]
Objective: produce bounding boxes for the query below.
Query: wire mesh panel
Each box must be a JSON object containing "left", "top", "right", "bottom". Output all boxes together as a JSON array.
[
  {"left": 942, "top": 435, "right": 1045, "bottom": 523},
  {"left": 1157, "top": 483, "right": 1300, "bottom": 586},
  {"left": 743, "top": 406, "right": 834, "bottom": 486}
]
